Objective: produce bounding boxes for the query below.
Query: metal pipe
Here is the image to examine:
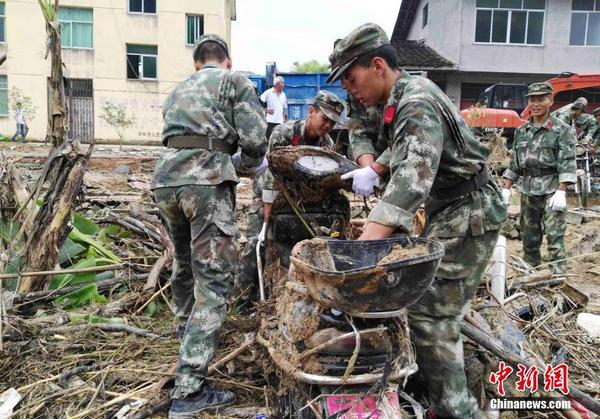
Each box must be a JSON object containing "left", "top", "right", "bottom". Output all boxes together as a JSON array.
[
  {"left": 256, "top": 242, "right": 265, "bottom": 302},
  {"left": 490, "top": 235, "right": 507, "bottom": 304}
]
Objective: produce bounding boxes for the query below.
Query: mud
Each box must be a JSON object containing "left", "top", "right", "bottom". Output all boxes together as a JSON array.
[
  {"left": 377, "top": 243, "right": 430, "bottom": 265},
  {"left": 275, "top": 286, "right": 321, "bottom": 343}
]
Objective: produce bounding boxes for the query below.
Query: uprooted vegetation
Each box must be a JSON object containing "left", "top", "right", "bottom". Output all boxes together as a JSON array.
[{"left": 0, "top": 143, "right": 599, "bottom": 418}]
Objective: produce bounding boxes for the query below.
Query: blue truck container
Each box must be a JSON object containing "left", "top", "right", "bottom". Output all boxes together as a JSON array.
[
  {"left": 247, "top": 74, "right": 265, "bottom": 93},
  {"left": 247, "top": 71, "right": 347, "bottom": 121},
  {"left": 276, "top": 72, "right": 347, "bottom": 120}
]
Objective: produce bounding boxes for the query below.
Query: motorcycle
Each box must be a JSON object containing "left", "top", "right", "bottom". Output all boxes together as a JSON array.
[
  {"left": 574, "top": 142, "right": 599, "bottom": 208},
  {"left": 257, "top": 146, "right": 444, "bottom": 418}
]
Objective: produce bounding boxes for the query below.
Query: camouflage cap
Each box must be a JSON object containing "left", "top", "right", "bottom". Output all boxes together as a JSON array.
[
  {"left": 571, "top": 102, "right": 585, "bottom": 111},
  {"left": 525, "top": 82, "right": 552, "bottom": 97},
  {"left": 313, "top": 90, "right": 345, "bottom": 123},
  {"left": 193, "top": 34, "right": 229, "bottom": 60},
  {"left": 575, "top": 97, "right": 588, "bottom": 106},
  {"left": 593, "top": 107, "right": 600, "bottom": 116},
  {"left": 326, "top": 23, "right": 390, "bottom": 83}
]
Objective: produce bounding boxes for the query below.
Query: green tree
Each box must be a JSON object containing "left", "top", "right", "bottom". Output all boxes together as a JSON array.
[
  {"left": 99, "top": 102, "right": 135, "bottom": 149},
  {"left": 9, "top": 87, "right": 37, "bottom": 121},
  {"left": 292, "top": 60, "right": 329, "bottom": 73}
]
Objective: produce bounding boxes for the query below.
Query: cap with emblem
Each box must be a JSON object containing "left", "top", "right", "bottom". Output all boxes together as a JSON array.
[
  {"left": 593, "top": 107, "right": 600, "bottom": 116},
  {"left": 193, "top": 34, "right": 229, "bottom": 60},
  {"left": 571, "top": 102, "right": 585, "bottom": 111},
  {"left": 313, "top": 90, "right": 345, "bottom": 123},
  {"left": 525, "top": 82, "right": 553, "bottom": 97},
  {"left": 326, "top": 23, "right": 390, "bottom": 83}
]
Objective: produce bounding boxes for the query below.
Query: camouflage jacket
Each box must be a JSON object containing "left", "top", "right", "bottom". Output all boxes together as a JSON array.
[
  {"left": 552, "top": 105, "right": 597, "bottom": 137},
  {"left": 152, "top": 65, "right": 267, "bottom": 189},
  {"left": 347, "top": 95, "right": 389, "bottom": 165},
  {"left": 503, "top": 116, "right": 576, "bottom": 196},
  {"left": 368, "top": 71, "right": 507, "bottom": 238},
  {"left": 261, "top": 118, "right": 334, "bottom": 195},
  {"left": 591, "top": 124, "right": 600, "bottom": 148}
]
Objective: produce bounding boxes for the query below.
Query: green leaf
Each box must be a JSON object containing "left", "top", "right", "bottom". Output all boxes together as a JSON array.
[
  {"left": 73, "top": 212, "right": 99, "bottom": 235},
  {"left": 95, "top": 271, "right": 115, "bottom": 281},
  {"left": 50, "top": 257, "right": 98, "bottom": 289},
  {"left": 54, "top": 284, "right": 107, "bottom": 309},
  {"left": 97, "top": 224, "right": 120, "bottom": 244},
  {"left": 0, "top": 220, "right": 21, "bottom": 243},
  {"left": 142, "top": 301, "right": 162, "bottom": 318},
  {"left": 69, "top": 227, "right": 121, "bottom": 263},
  {"left": 58, "top": 238, "right": 87, "bottom": 265}
]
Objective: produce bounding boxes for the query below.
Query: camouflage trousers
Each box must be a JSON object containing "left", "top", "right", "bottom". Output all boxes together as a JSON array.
[
  {"left": 408, "top": 230, "right": 498, "bottom": 419},
  {"left": 236, "top": 196, "right": 264, "bottom": 301},
  {"left": 153, "top": 184, "right": 238, "bottom": 400},
  {"left": 519, "top": 193, "right": 567, "bottom": 274}
]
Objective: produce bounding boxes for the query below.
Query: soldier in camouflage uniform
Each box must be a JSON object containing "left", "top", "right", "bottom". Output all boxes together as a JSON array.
[
  {"left": 503, "top": 83, "right": 576, "bottom": 275},
  {"left": 551, "top": 97, "right": 587, "bottom": 124},
  {"left": 329, "top": 23, "right": 507, "bottom": 418},
  {"left": 592, "top": 108, "right": 600, "bottom": 150},
  {"left": 236, "top": 91, "right": 345, "bottom": 301},
  {"left": 552, "top": 98, "right": 597, "bottom": 139},
  {"left": 151, "top": 34, "right": 267, "bottom": 418}
]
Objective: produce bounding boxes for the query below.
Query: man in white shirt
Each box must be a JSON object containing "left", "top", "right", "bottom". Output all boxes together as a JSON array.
[
  {"left": 260, "top": 76, "right": 288, "bottom": 138},
  {"left": 11, "top": 102, "right": 28, "bottom": 143}
]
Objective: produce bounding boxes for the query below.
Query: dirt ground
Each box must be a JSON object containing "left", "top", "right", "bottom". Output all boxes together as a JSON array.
[{"left": 1, "top": 142, "right": 599, "bottom": 418}]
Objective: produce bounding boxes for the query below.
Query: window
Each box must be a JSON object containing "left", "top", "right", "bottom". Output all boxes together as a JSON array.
[
  {"left": 422, "top": 3, "right": 429, "bottom": 28},
  {"left": 59, "top": 7, "right": 93, "bottom": 49},
  {"left": 126, "top": 45, "right": 157, "bottom": 80},
  {"left": 475, "top": 0, "right": 545, "bottom": 45},
  {"left": 186, "top": 15, "right": 204, "bottom": 45},
  {"left": 0, "top": 3, "right": 5, "bottom": 43},
  {"left": 129, "top": 0, "right": 156, "bottom": 14},
  {"left": 0, "top": 76, "right": 7, "bottom": 116},
  {"left": 570, "top": 0, "right": 600, "bottom": 46}
]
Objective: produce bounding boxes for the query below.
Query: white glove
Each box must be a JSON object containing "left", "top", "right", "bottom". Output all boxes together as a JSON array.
[
  {"left": 255, "top": 158, "right": 268, "bottom": 177},
  {"left": 340, "top": 166, "right": 380, "bottom": 197},
  {"left": 258, "top": 222, "right": 267, "bottom": 244},
  {"left": 501, "top": 188, "right": 511, "bottom": 206},
  {"left": 548, "top": 190, "right": 567, "bottom": 212}
]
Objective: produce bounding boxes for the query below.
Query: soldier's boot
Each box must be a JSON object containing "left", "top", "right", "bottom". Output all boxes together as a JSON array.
[{"left": 168, "top": 384, "right": 235, "bottom": 418}]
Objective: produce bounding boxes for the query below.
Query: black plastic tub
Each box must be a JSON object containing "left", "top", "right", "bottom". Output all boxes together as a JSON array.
[{"left": 290, "top": 237, "right": 445, "bottom": 313}]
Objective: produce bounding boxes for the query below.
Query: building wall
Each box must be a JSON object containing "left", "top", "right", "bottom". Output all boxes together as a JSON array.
[
  {"left": 459, "top": 0, "right": 599, "bottom": 74},
  {"left": 406, "top": 0, "right": 463, "bottom": 64},
  {"left": 407, "top": 0, "right": 600, "bottom": 74},
  {"left": 406, "top": 0, "right": 600, "bottom": 107},
  {"left": 0, "top": 0, "right": 234, "bottom": 142}
]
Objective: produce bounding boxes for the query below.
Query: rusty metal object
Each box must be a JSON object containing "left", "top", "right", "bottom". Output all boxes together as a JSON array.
[{"left": 290, "top": 237, "right": 444, "bottom": 313}]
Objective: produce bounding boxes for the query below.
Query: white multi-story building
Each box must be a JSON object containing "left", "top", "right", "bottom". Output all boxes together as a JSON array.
[{"left": 0, "top": 0, "right": 237, "bottom": 142}]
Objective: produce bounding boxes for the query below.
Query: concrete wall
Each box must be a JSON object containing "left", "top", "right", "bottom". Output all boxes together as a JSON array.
[
  {"left": 0, "top": 0, "right": 234, "bottom": 142},
  {"left": 405, "top": 0, "right": 600, "bottom": 106},
  {"left": 411, "top": 0, "right": 600, "bottom": 74},
  {"left": 459, "top": 0, "right": 600, "bottom": 74},
  {"left": 406, "top": 0, "right": 463, "bottom": 64}
]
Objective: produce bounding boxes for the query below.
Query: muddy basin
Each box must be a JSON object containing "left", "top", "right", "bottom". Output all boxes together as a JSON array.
[
  {"left": 268, "top": 146, "right": 358, "bottom": 190},
  {"left": 290, "top": 237, "right": 444, "bottom": 313}
]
